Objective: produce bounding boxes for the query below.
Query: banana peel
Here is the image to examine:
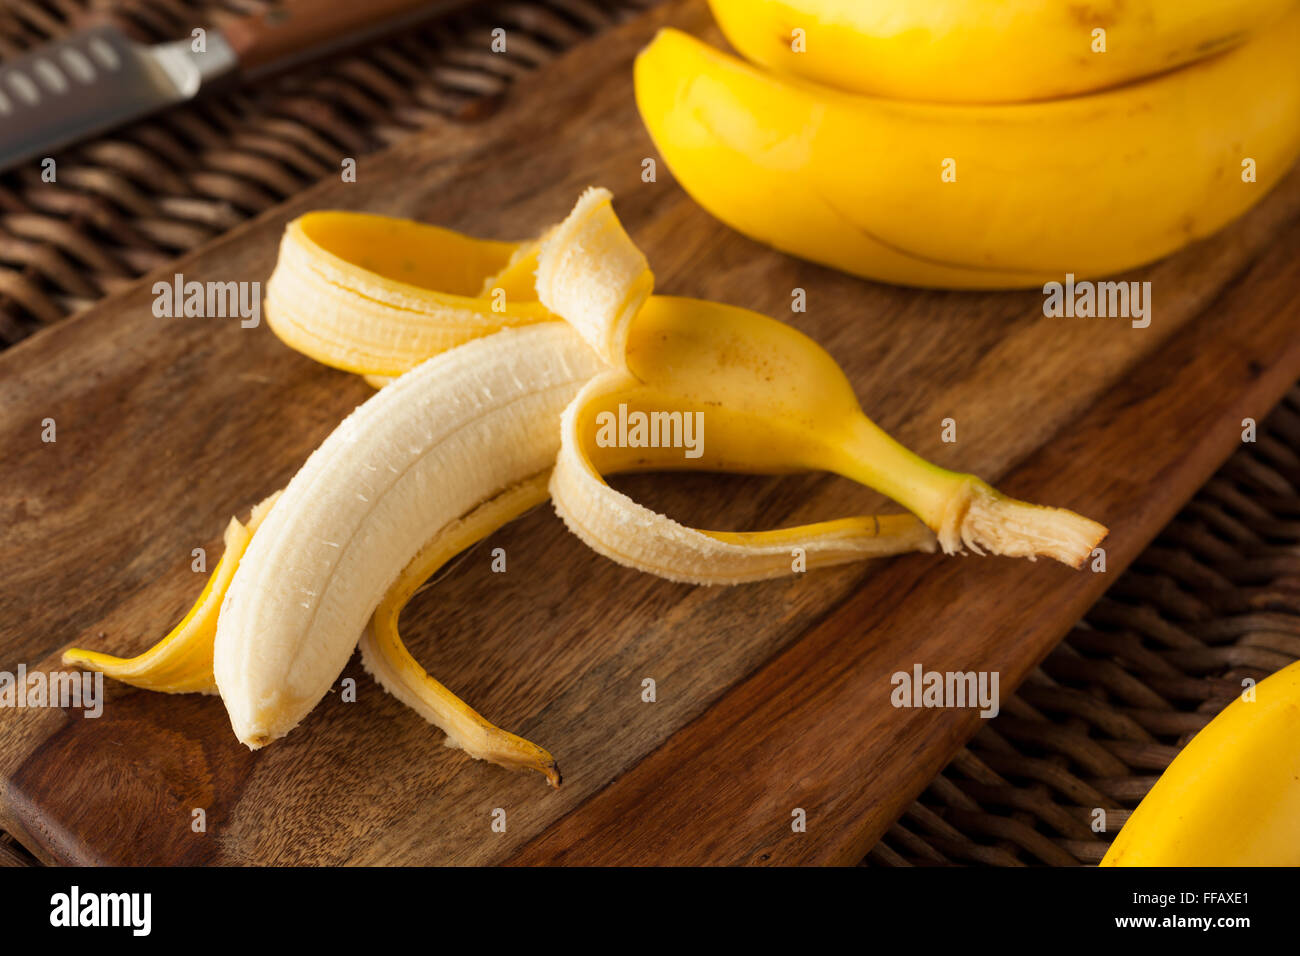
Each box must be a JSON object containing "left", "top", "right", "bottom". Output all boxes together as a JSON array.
[
  {"left": 63, "top": 493, "right": 279, "bottom": 694},
  {"left": 361, "top": 471, "right": 562, "bottom": 787},
  {"left": 62, "top": 188, "right": 1106, "bottom": 787}
]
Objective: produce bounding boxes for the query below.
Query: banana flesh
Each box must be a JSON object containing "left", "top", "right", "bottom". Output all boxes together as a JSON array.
[
  {"left": 706, "top": 0, "right": 1298, "bottom": 104},
  {"left": 634, "top": 17, "right": 1300, "bottom": 287},
  {"left": 1101, "top": 660, "right": 1300, "bottom": 866},
  {"left": 213, "top": 323, "right": 603, "bottom": 748}
]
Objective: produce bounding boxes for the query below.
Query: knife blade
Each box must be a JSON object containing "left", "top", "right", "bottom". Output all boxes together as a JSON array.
[
  {"left": 0, "top": 26, "right": 238, "bottom": 173},
  {"left": 0, "top": 0, "right": 471, "bottom": 174}
]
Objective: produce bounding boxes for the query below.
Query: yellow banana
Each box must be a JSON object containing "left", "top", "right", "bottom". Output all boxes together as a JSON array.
[
  {"left": 634, "top": 17, "right": 1300, "bottom": 288},
  {"left": 62, "top": 188, "right": 1105, "bottom": 785},
  {"left": 707, "top": 0, "right": 1297, "bottom": 104},
  {"left": 1102, "top": 660, "right": 1300, "bottom": 866}
]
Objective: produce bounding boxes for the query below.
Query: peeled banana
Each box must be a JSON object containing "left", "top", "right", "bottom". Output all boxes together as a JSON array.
[
  {"left": 707, "top": 0, "right": 1297, "bottom": 104},
  {"left": 64, "top": 188, "right": 1106, "bottom": 786},
  {"left": 213, "top": 322, "right": 604, "bottom": 749},
  {"left": 634, "top": 13, "right": 1300, "bottom": 287},
  {"left": 1102, "top": 660, "right": 1300, "bottom": 866}
]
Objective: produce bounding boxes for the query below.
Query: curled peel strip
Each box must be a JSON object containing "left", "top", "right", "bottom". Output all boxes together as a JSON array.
[
  {"left": 360, "top": 471, "right": 561, "bottom": 786},
  {"left": 538, "top": 202, "right": 1102, "bottom": 577},
  {"left": 265, "top": 211, "right": 552, "bottom": 377},
  {"left": 537, "top": 191, "right": 938, "bottom": 581}
]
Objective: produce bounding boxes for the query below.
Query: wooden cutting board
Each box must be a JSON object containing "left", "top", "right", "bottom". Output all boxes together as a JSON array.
[{"left": 2, "top": 0, "right": 1298, "bottom": 866}]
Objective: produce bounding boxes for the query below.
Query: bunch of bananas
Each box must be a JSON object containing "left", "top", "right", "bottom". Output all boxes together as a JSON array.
[{"left": 635, "top": 0, "right": 1300, "bottom": 288}]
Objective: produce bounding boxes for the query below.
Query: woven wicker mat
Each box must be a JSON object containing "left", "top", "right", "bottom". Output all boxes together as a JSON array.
[
  {"left": 867, "top": 386, "right": 1300, "bottom": 867},
  {"left": 2, "top": 0, "right": 1298, "bottom": 868}
]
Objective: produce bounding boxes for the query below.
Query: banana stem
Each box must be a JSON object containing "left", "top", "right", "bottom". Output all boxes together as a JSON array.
[
  {"left": 833, "top": 415, "right": 967, "bottom": 524},
  {"left": 835, "top": 415, "right": 1107, "bottom": 568}
]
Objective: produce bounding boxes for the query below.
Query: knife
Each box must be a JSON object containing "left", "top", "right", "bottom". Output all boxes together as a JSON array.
[{"left": 0, "top": 0, "right": 472, "bottom": 173}]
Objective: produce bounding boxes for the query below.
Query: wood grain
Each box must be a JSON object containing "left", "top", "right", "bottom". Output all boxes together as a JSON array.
[
  {"left": 1, "top": 0, "right": 1298, "bottom": 865},
  {"left": 508, "top": 223, "right": 1300, "bottom": 865}
]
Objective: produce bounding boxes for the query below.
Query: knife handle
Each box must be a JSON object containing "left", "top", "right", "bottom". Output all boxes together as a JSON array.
[{"left": 223, "top": 0, "right": 467, "bottom": 74}]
